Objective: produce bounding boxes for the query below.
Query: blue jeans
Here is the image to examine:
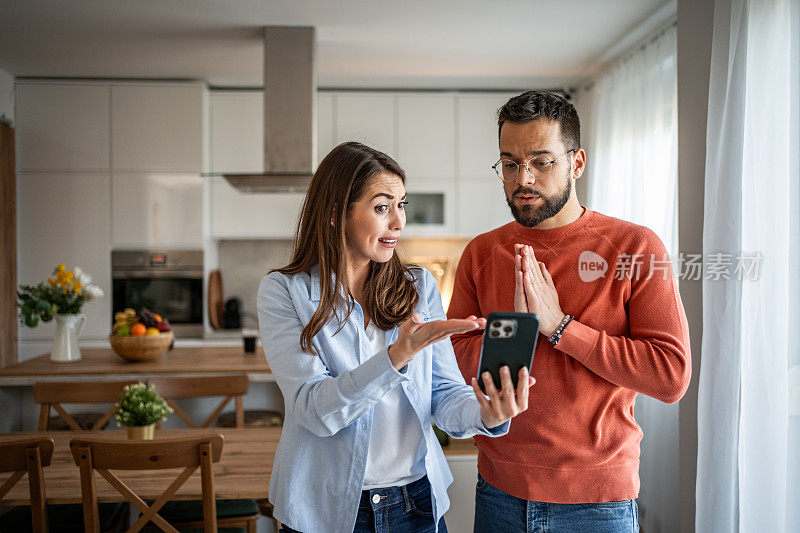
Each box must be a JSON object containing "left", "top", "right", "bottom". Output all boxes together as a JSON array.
[
  {"left": 474, "top": 474, "right": 639, "bottom": 533},
  {"left": 280, "top": 475, "right": 447, "bottom": 533}
]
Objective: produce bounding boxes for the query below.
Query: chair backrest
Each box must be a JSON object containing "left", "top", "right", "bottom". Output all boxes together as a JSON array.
[
  {"left": 70, "top": 434, "right": 224, "bottom": 533},
  {"left": 0, "top": 436, "right": 55, "bottom": 533},
  {"left": 34, "top": 380, "right": 139, "bottom": 431},
  {"left": 147, "top": 375, "right": 249, "bottom": 428}
]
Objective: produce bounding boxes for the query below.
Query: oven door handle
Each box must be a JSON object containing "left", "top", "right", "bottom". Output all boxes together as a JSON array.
[{"left": 113, "top": 270, "right": 203, "bottom": 279}]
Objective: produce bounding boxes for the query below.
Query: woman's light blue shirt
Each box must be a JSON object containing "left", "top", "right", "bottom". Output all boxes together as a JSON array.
[{"left": 257, "top": 266, "right": 509, "bottom": 533}]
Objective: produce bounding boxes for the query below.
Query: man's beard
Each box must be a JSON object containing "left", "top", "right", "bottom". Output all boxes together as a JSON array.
[{"left": 506, "top": 172, "right": 572, "bottom": 228}]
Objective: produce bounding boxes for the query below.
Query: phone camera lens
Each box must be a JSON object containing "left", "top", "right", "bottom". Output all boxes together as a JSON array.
[
  {"left": 490, "top": 330, "right": 500, "bottom": 337},
  {"left": 492, "top": 321, "right": 501, "bottom": 328},
  {"left": 504, "top": 326, "right": 513, "bottom": 333}
]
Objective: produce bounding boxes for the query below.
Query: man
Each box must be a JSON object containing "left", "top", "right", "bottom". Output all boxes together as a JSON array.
[{"left": 447, "top": 91, "right": 691, "bottom": 532}]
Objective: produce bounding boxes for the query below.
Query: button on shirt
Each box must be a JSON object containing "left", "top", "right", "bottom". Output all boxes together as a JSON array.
[{"left": 257, "top": 266, "right": 509, "bottom": 533}]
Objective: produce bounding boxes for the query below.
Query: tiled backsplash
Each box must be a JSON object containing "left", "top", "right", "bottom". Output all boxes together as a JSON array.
[{"left": 216, "top": 238, "right": 471, "bottom": 325}]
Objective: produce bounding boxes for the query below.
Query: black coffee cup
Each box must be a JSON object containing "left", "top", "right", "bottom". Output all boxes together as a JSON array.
[{"left": 242, "top": 330, "right": 258, "bottom": 353}]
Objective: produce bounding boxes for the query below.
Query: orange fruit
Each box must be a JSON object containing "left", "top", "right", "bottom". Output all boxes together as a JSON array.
[
  {"left": 130, "top": 323, "right": 146, "bottom": 336},
  {"left": 152, "top": 313, "right": 162, "bottom": 322}
]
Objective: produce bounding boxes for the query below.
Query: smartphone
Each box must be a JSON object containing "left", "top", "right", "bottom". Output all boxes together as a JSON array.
[{"left": 476, "top": 311, "right": 540, "bottom": 393}]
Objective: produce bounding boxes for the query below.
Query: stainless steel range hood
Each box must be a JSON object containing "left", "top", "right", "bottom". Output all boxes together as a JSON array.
[{"left": 223, "top": 26, "right": 316, "bottom": 193}]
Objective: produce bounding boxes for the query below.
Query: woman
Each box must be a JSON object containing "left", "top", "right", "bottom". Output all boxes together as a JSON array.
[{"left": 257, "top": 142, "right": 532, "bottom": 533}]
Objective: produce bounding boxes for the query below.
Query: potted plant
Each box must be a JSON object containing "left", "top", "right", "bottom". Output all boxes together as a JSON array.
[
  {"left": 17, "top": 263, "right": 104, "bottom": 363},
  {"left": 114, "top": 383, "right": 173, "bottom": 440}
]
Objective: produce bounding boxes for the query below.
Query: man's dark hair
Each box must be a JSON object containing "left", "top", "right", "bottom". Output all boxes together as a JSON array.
[{"left": 497, "top": 91, "right": 581, "bottom": 151}]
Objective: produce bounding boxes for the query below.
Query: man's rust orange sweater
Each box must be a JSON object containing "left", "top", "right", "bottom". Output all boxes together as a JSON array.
[{"left": 447, "top": 208, "right": 691, "bottom": 503}]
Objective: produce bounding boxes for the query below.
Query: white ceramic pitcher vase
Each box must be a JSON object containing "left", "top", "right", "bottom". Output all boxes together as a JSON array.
[{"left": 50, "top": 313, "right": 86, "bottom": 363}]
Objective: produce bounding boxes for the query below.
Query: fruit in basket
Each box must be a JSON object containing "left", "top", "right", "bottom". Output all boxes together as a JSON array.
[
  {"left": 137, "top": 308, "right": 161, "bottom": 328},
  {"left": 113, "top": 307, "right": 172, "bottom": 336},
  {"left": 114, "top": 308, "right": 137, "bottom": 329}
]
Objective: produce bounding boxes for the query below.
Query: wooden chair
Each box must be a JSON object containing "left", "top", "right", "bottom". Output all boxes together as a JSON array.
[
  {"left": 34, "top": 380, "right": 139, "bottom": 431},
  {"left": 0, "top": 436, "right": 53, "bottom": 533},
  {"left": 70, "top": 434, "right": 225, "bottom": 533},
  {"left": 147, "top": 376, "right": 248, "bottom": 428},
  {"left": 145, "top": 376, "right": 259, "bottom": 532}
]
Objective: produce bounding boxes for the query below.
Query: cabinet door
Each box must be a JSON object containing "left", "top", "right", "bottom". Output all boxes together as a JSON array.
[
  {"left": 112, "top": 84, "right": 204, "bottom": 172},
  {"left": 457, "top": 94, "right": 516, "bottom": 179},
  {"left": 456, "top": 178, "right": 513, "bottom": 237},
  {"left": 335, "top": 93, "right": 395, "bottom": 158},
  {"left": 17, "top": 173, "right": 112, "bottom": 340},
  {"left": 397, "top": 95, "right": 455, "bottom": 180},
  {"left": 112, "top": 173, "right": 203, "bottom": 247},
  {"left": 16, "top": 83, "right": 110, "bottom": 171},
  {"left": 210, "top": 177, "right": 305, "bottom": 239},
  {"left": 317, "top": 93, "right": 335, "bottom": 166},
  {"left": 210, "top": 91, "right": 263, "bottom": 173}
]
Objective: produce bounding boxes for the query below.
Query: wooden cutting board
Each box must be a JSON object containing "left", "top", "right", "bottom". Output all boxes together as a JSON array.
[{"left": 208, "top": 269, "right": 224, "bottom": 329}]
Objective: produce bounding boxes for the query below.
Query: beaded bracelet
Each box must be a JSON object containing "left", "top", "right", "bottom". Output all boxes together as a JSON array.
[
  {"left": 546, "top": 314, "right": 571, "bottom": 342},
  {"left": 547, "top": 314, "right": 574, "bottom": 345}
]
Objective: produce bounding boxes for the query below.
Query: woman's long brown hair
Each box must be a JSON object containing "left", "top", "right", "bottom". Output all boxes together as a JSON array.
[{"left": 273, "top": 142, "right": 419, "bottom": 355}]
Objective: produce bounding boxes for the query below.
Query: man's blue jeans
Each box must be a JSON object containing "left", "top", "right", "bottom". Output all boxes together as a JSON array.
[{"left": 474, "top": 474, "right": 639, "bottom": 533}]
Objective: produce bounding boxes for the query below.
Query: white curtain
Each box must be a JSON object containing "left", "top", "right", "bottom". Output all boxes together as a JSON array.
[
  {"left": 585, "top": 24, "right": 680, "bottom": 533},
  {"left": 587, "top": 23, "right": 678, "bottom": 258},
  {"left": 696, "top": 0, "right": 800, "bottom": 531}
]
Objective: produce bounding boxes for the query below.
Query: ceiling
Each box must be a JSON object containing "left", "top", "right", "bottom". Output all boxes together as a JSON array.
[{"left": 0, "top": 0, "right": 671, "bottom": 90}]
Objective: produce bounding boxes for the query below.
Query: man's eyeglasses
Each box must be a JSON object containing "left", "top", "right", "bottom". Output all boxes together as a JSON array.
[{"left": 491, "top": 149, "right": 576, "bottom": 182}]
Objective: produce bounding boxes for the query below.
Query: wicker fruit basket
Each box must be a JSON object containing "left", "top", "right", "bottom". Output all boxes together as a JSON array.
[{"left": 109, "top": 331, "right": 173, "bottom": 362}]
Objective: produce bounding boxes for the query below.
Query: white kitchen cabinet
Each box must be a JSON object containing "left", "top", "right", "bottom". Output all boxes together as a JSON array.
[
  {"left": 444, "top": 454, "right": 478, "bottom": 533},
  {"left": 456, "top": 178, "right": 514, "bottom": 237},
  {"left": 111, "top": 173, "right": 203, "bottom": 248},
  {"left": 112, "top": 84, "right": 204, "bottom": 172},
  {"left": 397, "top": 95, "right": 456, "bottom": 180},
  {"left": 16, "top": 83, "right": 110, "bottom": 172},
  {"left": 317, "top": 93, "right": 335, "bottom": 166},
  {"left": 210, "top": 177, "right": 304, "bottom": 239},
  {"left": 457, "top": 94, "right": 516, "bottom": 179},
  {"left": 210, "top": 91, "right": 263, "bottom": 173},
  {"left": 16, "top": 173, "right": 112, "bottom": 340},
  {"left": 335, "top": 93, "right": 396, "bottom": 158}
]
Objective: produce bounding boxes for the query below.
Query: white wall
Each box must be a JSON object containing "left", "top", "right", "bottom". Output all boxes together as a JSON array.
[
  {"left": 571, "top": 87, "right": 593, "bottom": 206},
  {"left": 0, "top": 67, "right": 13, "bottom": 125},
  {"left": 677, "top": 1, "right": 715, "bottom": 531}
]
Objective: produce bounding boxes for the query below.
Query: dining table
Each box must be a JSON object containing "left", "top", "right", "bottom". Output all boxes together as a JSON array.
[
  {"left": 0, "top": 427, "right": 278, "bottom": 505},
  {"left": 0, "top": 346, "right": 273, "bottom": 386}
]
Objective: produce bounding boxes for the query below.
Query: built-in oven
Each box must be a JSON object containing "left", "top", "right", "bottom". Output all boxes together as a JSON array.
[{"left": 112, "top": 250, "right": 204, "bottom": 338}]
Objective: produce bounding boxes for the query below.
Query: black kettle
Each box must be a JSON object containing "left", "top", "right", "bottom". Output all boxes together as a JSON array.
[{"left": 223, "top": 297, "right": 242, "bottom": 329}]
